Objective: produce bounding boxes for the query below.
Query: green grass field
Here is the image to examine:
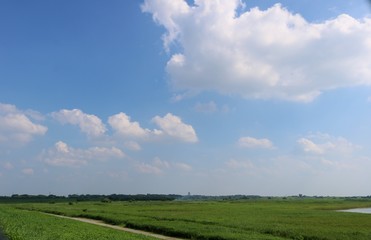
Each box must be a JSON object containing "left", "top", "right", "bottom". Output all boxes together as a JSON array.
[
  {"left": 3, "top": 198, "right": 371, "bottom": 240},
  {"left": 0, "top": 205, "right": 156, "bottom": 240}
]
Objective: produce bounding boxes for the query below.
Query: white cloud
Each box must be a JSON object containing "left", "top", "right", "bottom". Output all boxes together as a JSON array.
[
  {"left": 0, "top": 103, "right": 47, "bottom": 144},
  {"left": 41, "top": 141, "right": 125, "bottom": 167},
  {"left": 52, "top": 109, "right": 106, "bottom": 137},
  {"left": 108, "top": 112, "right": 156, "bottom": 139},
  {"left": 238, "top": 136, "right": 274, "bottom": 149},
  {"left": 152, "top": 113, "right": 198, "bottom": 143},
  {"left": 0, "top": 103, "right": 17, "bottom": 113},
  {"left": 297, "top": 133, "right": 358, "bottom": 155},
  {"left": 136, "top": 157, "right": 192, "bottom": 175},
  {"left": 143, "top": 1, "right": 371, "bottom": 102},
  {"left": 24, "top": 109, "right": 45, "bottom": 121},
  {"left": 297, "top": 138, "right": 326, "bottom": 154},
  {"left": 141, "top": 0, "right": 190, "bottom": 50},
  {"left": 22, "top": 168, "right": 34, "bottom": 175},
  {"left": 108, "top": 112, "right": 197, "bottom": 143},
  {"left": 124, "top": 141, "right": 142, "bottom": 151},
  {"left": 174, "top": 162, "right": 192, "bottom": 171},
  {"left": 153, "top": 157, "right": 171, "bottom": 169}
]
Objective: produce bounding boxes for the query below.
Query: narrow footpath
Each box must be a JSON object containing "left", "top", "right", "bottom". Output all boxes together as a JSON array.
[{"left": 46, "top": 213, "right": 186, "bottom": 240}]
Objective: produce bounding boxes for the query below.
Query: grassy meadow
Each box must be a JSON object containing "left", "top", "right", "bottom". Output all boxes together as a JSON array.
[
  {"left": 0, "top": 205, "right": 156, "bottom": 240},
  {"left": 2, "top": 198, "right": 371, "bottom": 239}
]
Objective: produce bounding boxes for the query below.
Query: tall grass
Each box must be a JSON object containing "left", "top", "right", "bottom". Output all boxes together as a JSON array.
[{"left": 0, "top": 205, "right": 156, "bottom": 240}]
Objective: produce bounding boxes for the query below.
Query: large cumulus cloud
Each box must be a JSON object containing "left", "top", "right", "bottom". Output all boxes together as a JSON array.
[{"left": 142, "top": 0, "right": 371, "bottom": 102}]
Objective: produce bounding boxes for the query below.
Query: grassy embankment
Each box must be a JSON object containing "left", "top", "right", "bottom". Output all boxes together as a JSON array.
[
  {"left": 0, "top": 205, "right": 157, "bottom": 240},
  {"left": 4, "top": 198, "right": 371, "bottom": 240}
]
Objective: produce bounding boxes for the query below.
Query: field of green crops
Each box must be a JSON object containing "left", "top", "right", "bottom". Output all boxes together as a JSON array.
[
  {"left": 3, "top": 198, "right": 371, "bottom": 240},
  {"left": 0, "top": 205, "right": 156, "bottom": 240}
]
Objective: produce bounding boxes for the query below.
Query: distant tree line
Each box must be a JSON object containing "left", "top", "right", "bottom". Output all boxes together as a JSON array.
[
  {"left": 0, "top": 194, "right": 264, "bottom": 203},
  {"left": 1, "top": 194, "right": 371, "bottom": 203},
  {"left": 0, "top": 194, "right": 182, "bottom": 203},
  {"left": 178, "top": 194, "right": 263, "bottom": 201}
]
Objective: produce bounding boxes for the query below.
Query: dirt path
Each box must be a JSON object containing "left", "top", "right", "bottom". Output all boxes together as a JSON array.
[{"left": 46, "top": 213, "right": 186, "bottom": 240}]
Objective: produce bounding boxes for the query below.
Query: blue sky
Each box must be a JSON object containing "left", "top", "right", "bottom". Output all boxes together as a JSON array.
[{"left": 1, "top": 0, "right": 371, "bottom": 196}]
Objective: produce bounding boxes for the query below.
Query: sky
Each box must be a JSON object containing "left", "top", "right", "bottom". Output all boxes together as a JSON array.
[{"left": 1, "top": 0, "right": 371, "bottom": 196}]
